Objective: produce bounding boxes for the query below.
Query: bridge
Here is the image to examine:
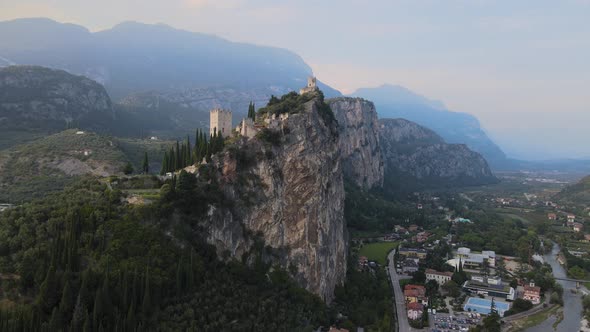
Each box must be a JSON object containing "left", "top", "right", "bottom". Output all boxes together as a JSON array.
[{"left": 553, "top": 277, "right": 590, "bottom": 283}]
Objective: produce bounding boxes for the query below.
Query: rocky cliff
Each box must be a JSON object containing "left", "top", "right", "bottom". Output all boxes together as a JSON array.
[
  {"left": 329, "top": 97, "right": 384, "bottom": 189},
  {"left": 204, "top": 94, "right": 347, "bottom": 302},
  {"left": 0, "top": 66, "right": 114, "bottom": 131},
  {"left": 379, "top": 118, "right": 497, "bottom": 191}
]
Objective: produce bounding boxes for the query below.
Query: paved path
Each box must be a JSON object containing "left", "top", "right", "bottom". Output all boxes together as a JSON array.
[{"left": 387, "top": 250, "right": 416, "bottom": 332}]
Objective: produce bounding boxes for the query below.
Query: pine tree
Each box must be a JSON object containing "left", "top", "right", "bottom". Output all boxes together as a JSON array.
[{"left": 142, "top": 152, "right": 149, "bottom": 174}]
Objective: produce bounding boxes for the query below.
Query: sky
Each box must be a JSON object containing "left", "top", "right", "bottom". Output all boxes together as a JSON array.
[{"left": 1, "top": 0, "right": 590, "bottom": 159}]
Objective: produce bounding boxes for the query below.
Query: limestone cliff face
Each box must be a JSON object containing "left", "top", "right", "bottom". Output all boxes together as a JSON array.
[
  {"left": 0, "top": 66, "right": 113, "bottom": 130},
  {"left": 328, "top": 97, "right": 384, "bottom": 189},
  {"left": 204, "top": 98, "right": 347, "bottom": 302},
  {"left": 379, "top": 118, "right": 497, "bottom": 189}
]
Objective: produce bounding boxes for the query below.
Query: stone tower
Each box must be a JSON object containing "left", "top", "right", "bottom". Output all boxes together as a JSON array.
[
  {"left": 299, "top": 76, "right": 318, "bottom": 94},
  {"left": 209, "top": 108, "right": 232, "bottom": 137}
]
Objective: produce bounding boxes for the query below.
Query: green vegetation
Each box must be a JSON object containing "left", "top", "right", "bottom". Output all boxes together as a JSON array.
[
  {"left": 0, "top": 176, "right": 331, "bottom": 331},
  {"left": 332, "top": 254, "right": 393, "bottom": 331},
  {"left": 358, "top": 242, "right": 398, "bottom": 265},
  {"left": 160, "top": 129, "right": 224, "bottom": 174},
  {"left": 507, "top": 305, "right": 560, "bottom": 331},
  {"left": 257, "top": 90, "right": 335, "bottom": 126}
]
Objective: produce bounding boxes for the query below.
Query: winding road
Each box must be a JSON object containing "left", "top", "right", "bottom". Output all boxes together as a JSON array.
[{"left": 387, "top": 250, "right": 416, "bottom": 332}]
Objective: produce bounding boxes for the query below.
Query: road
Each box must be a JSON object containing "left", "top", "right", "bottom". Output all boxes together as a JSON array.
[{"left": 387, "top": 250, "right": 415, "bottom": 332}]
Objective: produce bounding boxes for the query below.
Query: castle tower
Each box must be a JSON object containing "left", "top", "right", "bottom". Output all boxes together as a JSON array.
[
  {"left": 209, "top": 108, "right": 232, "bottom": 137},
  {"left": 299, "top": 76, "right": 318, "bottom": 94}
]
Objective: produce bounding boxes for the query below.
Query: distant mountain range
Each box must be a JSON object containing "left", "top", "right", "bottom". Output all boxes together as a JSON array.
[
  {"left": 3, "top": 18, "right": 586, "bottom": 173},
  {"left": 350, "top": 84, "right": 508, "bottom": 168},
  {"left": 0, "top": 18, "right": 340, "bottom": 100}
]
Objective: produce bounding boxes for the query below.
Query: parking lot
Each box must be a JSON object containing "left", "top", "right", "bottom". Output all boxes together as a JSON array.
[{"left": 430, "top": 312, "right": 482, "bottom": 332}]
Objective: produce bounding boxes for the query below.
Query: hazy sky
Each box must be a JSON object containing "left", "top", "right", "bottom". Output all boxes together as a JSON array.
[{"left": 2, "top": 0, "right": 590, "bottom": 159}]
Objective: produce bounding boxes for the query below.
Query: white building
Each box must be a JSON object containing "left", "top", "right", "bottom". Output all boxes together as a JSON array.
[{"left": 425, "top": 269, "right": 453, "bottom": 284}]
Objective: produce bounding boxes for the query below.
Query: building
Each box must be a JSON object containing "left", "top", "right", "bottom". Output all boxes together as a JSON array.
[
  {"left": 456, "top": 248, "right": 495, "bottom": 268},
  {"left": 426, "top": 269, "right": 453, "bottom": 284},
  {"left": 402, "top": 259, "right": 419, "bottom": 274},
  {"left": 399, "top": 247, "right": 428, "bottom": 259},
  {"left": 299, "top": 76, "right": 318, "bottom": 94},
  {"left": 462, "top": 279, "right": 515, "bottom": 300},
  {"left": 404, "top": 284, "right": 428, "bottom": 305},
  {"left": 408, "top": 224, "right": 420, "bottom": 232},
  {"left": 548, "top": 213, "right": 557, "bottom": 220},
  {"left": 236, "top": 118, "right": 259, "bottom": 139},
  {"left": 573, "top": 222, "right": 584, "bottom": 232},
  {"left": 416, "top": 231, "right": 431, "bottom": 243},
  {"left": 358, "top": 256, "right": 368, "bottom": 268},
  {"left": 407, "top": 302, "right": 424, "bottom": 320},
  {"left": 568, "top": 214, "right": 576, "bottom": 223},
  {"left": 209, "top": 108, "right": 233, "bottom": 137},
  {"left": 522, "top": 282, "right": 541, "bottom": 305},
  {"left": 453, "top": 217, "right": 472, "bottom": 224},
  {"left": 328, "top": 327, "right": 349, "bottom": 332},
  {"left": 471, "top": 274, "right": 502, "bottom": 285}
]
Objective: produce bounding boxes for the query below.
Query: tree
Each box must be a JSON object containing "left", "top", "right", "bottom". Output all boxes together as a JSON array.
[
  {"left": 123, "top": 162, "right": 134, "bottom": 175},
  {"left": 160, "top": 152, "right": 168, "bottom": 175},
  {"left": 37, "top": 265, "right": 58, "bottom": 314},
  {"left": 142, "top": 152, "right": 149, "bottom": 174},
  {"left": 442, "top": 280, "right": 460, "bottom": 298},
  {"left": 412, "top": 270, "right": 426, "bottom": 283},
  {"left": 59, "top": 279, "right": 74, "bottom": 324}
]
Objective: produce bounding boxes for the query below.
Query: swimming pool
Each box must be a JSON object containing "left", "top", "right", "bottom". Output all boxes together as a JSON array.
[{"left": 463, "top": 297, "right": 510, "bottom": 317}]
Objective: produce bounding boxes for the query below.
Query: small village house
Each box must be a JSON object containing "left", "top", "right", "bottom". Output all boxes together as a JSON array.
[
  {"left": 522, "top": 282, "right": 541, "bottom": 305},
  {"left": 407, "top": 302, "right": 424, "bottom": 320}
]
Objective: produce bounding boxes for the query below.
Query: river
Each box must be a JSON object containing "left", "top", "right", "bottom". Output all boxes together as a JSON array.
[{"left": 525, "top": 242, "right": 586, "bottom": 332}]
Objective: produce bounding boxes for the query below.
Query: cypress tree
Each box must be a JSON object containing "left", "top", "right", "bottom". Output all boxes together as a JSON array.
[
  {"left": 71, "top": 293, "right": 86, "bottom": 331},
  {"left": 37, "top": 265, "right": 58, "bottom": 314},
  {"left": 161, "top": 152, "right": 168, "bottom": 175},
  {"left": 141, "top": 269, "right": 151, "bottom": 318},
  {"left": 59, "top": 278, "right": 74, "bottom": 325},
  {"left": 142, "top": 152, "right": 149, "bottom": 174},
  {"left": 175, "top": 141, "right": 181, "bottom": 170},
  {"left": 185, "top": 135, "right": 192, "bottom": 166}
]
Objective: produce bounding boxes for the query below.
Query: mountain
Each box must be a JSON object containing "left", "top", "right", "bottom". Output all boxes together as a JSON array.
[
  {"left": 329, "top": 97, "right": 384, "bottom": 189},
  {"left": 0, "top": 66, "right": 113, "bottom": 132},
  {"left": 554, "top": 175, "right": 590, "bottom": 206},
  {"left": 379, "top": 118, "right": 497, "bottom": 193},
  {"left": 204, "top": 91, "right": 346, "bottom": 302},
  {"left": 351, "top": 84, "right": 508, "bottom": 169},
  {"left": 0, "top": 18, "right": 340, "bottom": 101}
]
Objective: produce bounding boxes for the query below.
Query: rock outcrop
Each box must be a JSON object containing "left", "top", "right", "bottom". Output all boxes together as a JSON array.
[
  {"left": 329, "top": 97, "right": 384, "bottom": 189},
  {"left": 0, "top": 66, "right": 114, "bottom": 130},
  {"left": 204, "top": 96, "right": 347, "bottom": 302},
  {"left": 379, "top": 118, "right": 497, "bottom": 190}
]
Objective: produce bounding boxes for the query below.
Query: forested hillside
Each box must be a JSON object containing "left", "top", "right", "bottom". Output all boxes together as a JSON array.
[{"left": 0, "top": 177, "right": 331, "bottom": 331}]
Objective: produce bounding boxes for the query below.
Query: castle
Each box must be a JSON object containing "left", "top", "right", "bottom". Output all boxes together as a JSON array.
[
  {"left": 299, "top": 76, "right": 318, "bottom": 94},
  {"left": 209, "top": 108, "right": 232, "bottom": 137}
]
